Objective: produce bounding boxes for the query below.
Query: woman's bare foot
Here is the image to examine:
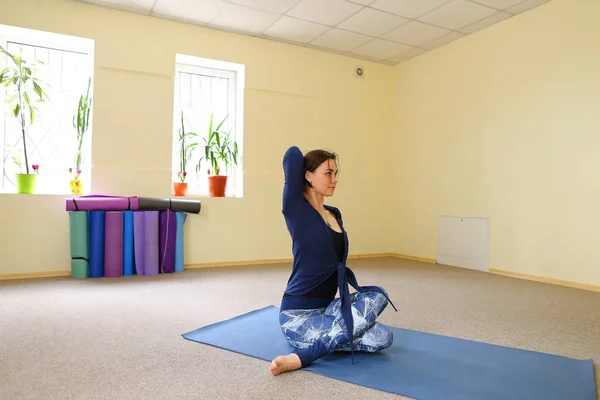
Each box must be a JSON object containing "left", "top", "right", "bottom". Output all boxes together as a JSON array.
[{"left": 269, "top": 353, "right": 302, "bottom": 376}]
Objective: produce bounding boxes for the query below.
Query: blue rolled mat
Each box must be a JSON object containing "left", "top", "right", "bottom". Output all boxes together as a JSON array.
[
  {"left": 123, "top": 211, "right": 135, "bottom": 276},
  {"left": 175, "top": 212, "right": 187, "bottom": 272},
  {"left": 88, "top": 211, "right": 105, "bottom": 278},
  {"left": 182, "top": 306, "right": 597, "bottom": 400}
]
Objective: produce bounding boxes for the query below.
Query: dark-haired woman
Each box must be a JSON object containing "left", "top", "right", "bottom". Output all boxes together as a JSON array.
[{"left": 269, "top": 146, "right": 397, "bottom": 376}]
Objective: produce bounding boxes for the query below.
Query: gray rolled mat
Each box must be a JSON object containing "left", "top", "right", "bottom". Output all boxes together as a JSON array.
[{"left": 137, "top": 197, "right": 201, "bottom": 214}]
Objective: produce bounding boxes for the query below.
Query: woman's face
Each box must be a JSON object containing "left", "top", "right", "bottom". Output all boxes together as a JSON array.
[{"left": 306, "top": 159, "right": 338, "bottom": 197}]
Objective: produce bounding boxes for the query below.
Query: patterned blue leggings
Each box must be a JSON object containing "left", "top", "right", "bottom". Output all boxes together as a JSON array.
[{"left": 279, "top": 290, "right": 393, "bottom": 366}]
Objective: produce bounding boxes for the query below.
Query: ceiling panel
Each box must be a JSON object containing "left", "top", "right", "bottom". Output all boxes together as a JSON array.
[
  {"left": 263, "top": 16, "right": 329, "bottom": 43},
  {"left": 506, "top": 0, "right": 551, "bottom": 14},
  {"left": 419, "top": 31, "right": 465, "bottom": 50},
  {"left": 370, "top": 0, "right": 453, "bottom": 19},
  {"left": 309, "top": 28, "right": 372, "bottom": 52},
  {"left": 211, "top": 3, "right": 280, "bottom": 34},
  {"left": 228, "top": 0, "right": 302, "bottom": 14},
  {"left": 418, "top": 0, "right": 497, "bottom": 30},
  {"left": 350, "top": 38, "right": 413, "bottom": 60},
  {"left": 336, "top": 7, "right": 409, "bottom": 37},
  {"left": 383, "top": 20, "right": 450, "bottom": 47},
  {"left": 73, "top": 0, "right": 556, "bottom": 65},
  {"left": 458, "top": 11, "right": 512, "bottom": 34},
  {"left": 470, "top": 0, "right": 525, "bottom": 9},
  {"left": 286, "top": 0, "right": 363, "bottom": 26}
]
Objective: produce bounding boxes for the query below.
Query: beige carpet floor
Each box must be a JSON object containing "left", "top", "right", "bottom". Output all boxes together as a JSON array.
[{"left": 0, "top": 257, "right": 598, "bottom": 399}]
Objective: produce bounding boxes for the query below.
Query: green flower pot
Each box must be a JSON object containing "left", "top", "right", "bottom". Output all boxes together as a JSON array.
[{"left": 15, "top": 174, "right": 37, "bottom": 194}]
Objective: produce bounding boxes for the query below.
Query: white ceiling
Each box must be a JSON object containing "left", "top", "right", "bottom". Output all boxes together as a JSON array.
[{"left": 73, "top": 0, "right": 553, "bottom": 65}]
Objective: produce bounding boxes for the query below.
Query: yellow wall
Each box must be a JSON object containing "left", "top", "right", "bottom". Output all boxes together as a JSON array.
[
  {"left": 3, "top": 0, "right": 598, "bottom": 289},
  {"left": 393, "top": 0, "right": 600, "bottom": 286},
  {"left": 0, "top": 0, "right": 395, "bottom": 276}
]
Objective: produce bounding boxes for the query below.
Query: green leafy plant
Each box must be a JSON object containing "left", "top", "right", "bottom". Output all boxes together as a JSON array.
[
  {"left": 176, "top": 111, "right": 194, "bottom": 183},
  {"left": 0, "top": 45, "right": 49, "bottom": 175},
  {"left": 71, "top": 77, "right": 92, "bottom": 180},
  {"left": 189, "top": 114, "right": 240, "bottom": 177}
]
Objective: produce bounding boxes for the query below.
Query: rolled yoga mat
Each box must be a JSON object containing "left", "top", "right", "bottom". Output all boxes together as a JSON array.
[
  {"left": 144, "top": 211, "right": 159, "bottom": 276},
  {"left": 104, "top": 212, "right": 123, "bottom": 278},
  {"left": 133, "top": 211, "right": 146, "bottom": 275},
  {"left": 89, "top": 211, "right": 106, "bottom": 278},
  {"left": 69, "top": 211, "right": 89, "bottom": 279},
  {"left": 123, "top": 211, "right": 135, "bottom": 276},
  {"left": 175, "top": 212, "right": 187, "bottom": 273},
  {"left": 159, "top": 210, "right": 177, "bottom": 273},
  {"left": 182, "top": 306, "right": 597, "bottom": 400},
  {"left": 66, "top": 195, "right": 139, "bottom": 212},
  {"left": 138, "top": 197, "right": 201, "bottom": 214}
]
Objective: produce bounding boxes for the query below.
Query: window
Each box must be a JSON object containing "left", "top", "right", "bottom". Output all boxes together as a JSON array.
[
  {"left": 0, "top": 24, "right": 94, "bottom": 194},
  {"left": 172, "top": 54, "right": 244, "bottom": 197}
]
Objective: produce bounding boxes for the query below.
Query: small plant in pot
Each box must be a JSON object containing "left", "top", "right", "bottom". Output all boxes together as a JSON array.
[
  {"left": 70, "top": 77, "right": 92, "bottom": 195},
  {"left": 189, "top": 114, "right": 240, "bottom": 197},
  {"left": 0, "top": 45, "right": 50, "bottom": 194},
  {"left": 173, "top": 111, "right": 194, "bottom": 196}
]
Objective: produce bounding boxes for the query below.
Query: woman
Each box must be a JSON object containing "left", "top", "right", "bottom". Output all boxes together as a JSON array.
[{"left": 269, "top": 146, "right": 397, "bottom": 376}]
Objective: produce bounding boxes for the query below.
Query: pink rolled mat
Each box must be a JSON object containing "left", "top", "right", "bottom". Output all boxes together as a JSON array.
[
  {"left": 104, "top": 211, "right": 123, "bottom": 278},
  {"left": 144, "top": 211, "right": 159, "bottom": 276},
  {"left": 159, "top": 210, "right": 177, "bottom": 273},
  {"left": 66, "top": 195, "right": 139, "bottom": 212},
  {"left": 133, "top": 212, "right": 146, "bottom": 275}
]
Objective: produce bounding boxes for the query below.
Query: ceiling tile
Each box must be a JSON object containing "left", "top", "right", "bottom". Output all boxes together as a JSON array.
[
  {"left": 388, "top": 47, "right": 427, "bottom": 63},
  {"left": 228, "top": 0, "right": 301, "bottom": 14},
  {"left": 419, "top": 31, "right": 464, "bottom": 49},
  {"left": 337, "top": 7, "right": 408, "bottom": 37},
  {"left": 211, "top": 3, "right": 281, "bottom": 33},
  {"left": 469, "top": 0, "right": 524, "bottom": 9},
  {"left": 286, "top": 0, "right": 363, "bottom": 26},
  {"left": 263, "top": 16, "right": 329, "bottom": 43},
  {"left": 458, "top": 11, "right": 512, "bottom": 33},
  {"left": 346, "top": 0, "right": 377, "bottom": 4},
  {"left": 83, "top": 0, "right": 155, "bottom": 13},
  {"left": 506, "top": 0, "right": 551, "bottom": 14},
  {"left": 153, "top": 0, "right": 224, "bottom": 23},
  {"left": 382, "top": 20, "right": 449, "bottom": 47},
  {"left": 370, "top": 0, "right": 453, "bottom": 19},
  {"left": 350, "top": 38, "right": 413, "bottom": 59},
  {"left": 309, "top": 28, "right": 372, "bottom": 52},
  {"left": 418, "top": 0, "right": 497, "bottom": 30}
]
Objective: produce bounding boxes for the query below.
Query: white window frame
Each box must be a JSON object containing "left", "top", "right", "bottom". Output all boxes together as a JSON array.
[
  {"left": 0, "top": 24, "right": 94, "bottom": 194},
  {"left": 173, "top": 54, "right": 245, "bottom": 198}
]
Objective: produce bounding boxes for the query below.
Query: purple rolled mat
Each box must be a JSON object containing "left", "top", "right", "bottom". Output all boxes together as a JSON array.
[
  {"left": 144, "top": 211, "right": 159, "bottom": 276},
  {"left": 133, "top": 211, "right": 146, "bottom": 275},
  {"left": 66, "top": 195, "right": 139, "bottom": 212},
  {"left": 104, "top": 212, "right": 123, "bottom": 278},
  {"left": 159, "top": 210, "right": 177, "bottom": 273}
]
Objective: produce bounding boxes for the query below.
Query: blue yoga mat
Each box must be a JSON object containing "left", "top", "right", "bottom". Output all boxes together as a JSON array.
[
  {"left": 175, "top": 212, "right": 187, "bottom": 273},
  {"left": 182, "top": 306, "right": 596, "bottom": 400},
  {"left": 88, "top": 211, "right": 105, "bottom": 278},
  {"left": 122, "top": 211, "right": 135, "bottom": 276}
]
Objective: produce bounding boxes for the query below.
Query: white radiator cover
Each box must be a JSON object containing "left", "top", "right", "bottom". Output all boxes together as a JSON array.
[{"left": 437, "top": 215, "right": 490, "bottom": 272}]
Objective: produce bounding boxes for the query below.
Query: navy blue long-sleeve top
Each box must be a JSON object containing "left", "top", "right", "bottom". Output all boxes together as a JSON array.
[{"left": 280, "top": 146, "right": 396, "bottom": 367}]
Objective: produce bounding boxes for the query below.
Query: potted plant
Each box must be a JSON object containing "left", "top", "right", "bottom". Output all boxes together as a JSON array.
[
  {"left": 189, "top": 114, "right": 240, "bottom": 197},
  {"left": 0, "top": 45, "right": 49, "bottom": 194},
  {"left": 70, "top": 77, "right": 92, "bottom": 195},
  {"left": 173, "top": 111, "right": 194, "bottom": 196}
]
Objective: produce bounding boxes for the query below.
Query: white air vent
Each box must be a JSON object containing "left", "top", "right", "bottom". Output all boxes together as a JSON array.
[{"left": 437, "top": 215, "right": 490, "bottom": 272}]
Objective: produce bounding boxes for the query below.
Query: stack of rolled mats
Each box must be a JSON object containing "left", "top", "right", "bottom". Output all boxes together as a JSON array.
[{"left": 67, "top": 195, "right": 201, "bottom": 279}]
